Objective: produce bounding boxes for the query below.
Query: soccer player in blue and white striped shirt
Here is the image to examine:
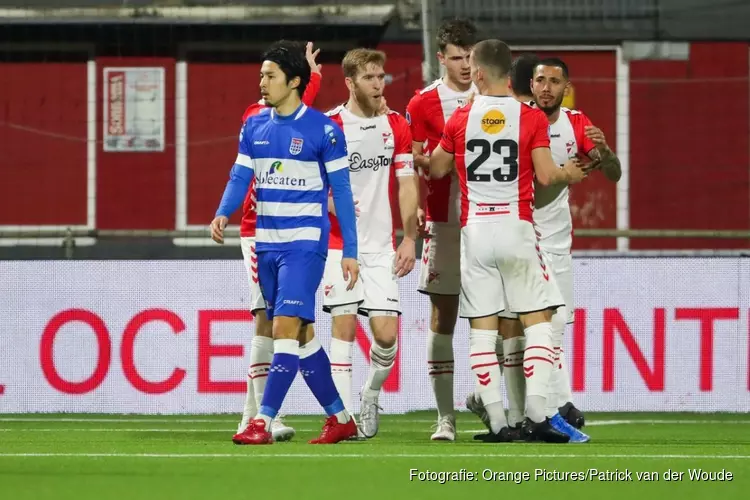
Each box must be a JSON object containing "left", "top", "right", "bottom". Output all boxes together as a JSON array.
[{"left": 211, "top": 41, "right": 360, "bottom": 445}]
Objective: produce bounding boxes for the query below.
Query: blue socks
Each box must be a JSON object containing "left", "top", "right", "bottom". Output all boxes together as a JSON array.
[
  {"left": 258, "top": 339, "right": 299, "bottom": 421},
  {"left": 300, "top": 336, "right": 348, "bottom": 421}
]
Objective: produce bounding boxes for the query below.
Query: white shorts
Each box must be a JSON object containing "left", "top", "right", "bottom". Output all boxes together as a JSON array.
[
  {"left": 459, "top": 221, "right": 565, "bottom": 319},
  {"left": 498, "top": 251, "right": 574, "bottom": 323},
  {"left": 418, "top": 221, "right": 461, "bottom": 296},
  {"left": 322, "top": 250, "right": 401, "bottom": 315},
  {"left": 240, "top": 237, "right": 267, "bottom": 314}
]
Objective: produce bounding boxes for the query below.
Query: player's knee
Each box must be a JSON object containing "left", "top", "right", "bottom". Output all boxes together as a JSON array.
[
  {"left": 298, "top": 323, "right": 315, "bottom": 344},
  {"left": 369, "top": 311, "right": 398, "bottom": 348},
  {"left": 499, "top": 318, "right": 524, "bottom": 340},
  {"left": 331, "top": 304, "right": 358, "bottom": 342},
  {"left": 254, "top": 310, "right": 273, "bottom": 338},
  {"left": 519, "top": 309, "right": 554, "bottom": 330},
  {"left": 429, "top": 295, "right": 459, "bottom": 335},
  {"left": 371, "top": 338, "right": 398, "bottom": 367},
  {"left": 272, "top": 316, "right": 303, "bottom": 340}
]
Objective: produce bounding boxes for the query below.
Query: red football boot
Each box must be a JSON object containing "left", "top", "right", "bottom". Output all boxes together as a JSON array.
[
  {"left": 232, "top": 419, "right": 274, "bottom": 445},
  {"left": 309, "top": 415, "right": 358, "bottom": 444}
]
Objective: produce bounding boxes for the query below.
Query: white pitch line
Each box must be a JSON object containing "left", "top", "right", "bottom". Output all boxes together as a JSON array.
[
  {"left": 1, "top": 418, "right": 748, "bottom": 426},
  {"left": 0, "top": 428, "right": 496, "bottom": 434},
  {"left": 0, "top": 452, "right": 748, "bottom": 459},
  {"left": 586, "top": 419, "right": 750, "bottom": 426}
]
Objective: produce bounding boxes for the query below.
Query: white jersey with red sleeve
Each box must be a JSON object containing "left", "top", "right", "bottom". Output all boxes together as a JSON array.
[
  {"left": 406, "top": 78, "right": 476, "bottom": 225},
  {"left": 326, "top": 105, "right": 414, "bottom": 253},
  {"left": 533, "top": 107, "right": 597, "bottom": 254},
  {"left": 439, "top": 95, "right": 549, "bottom": 227}
]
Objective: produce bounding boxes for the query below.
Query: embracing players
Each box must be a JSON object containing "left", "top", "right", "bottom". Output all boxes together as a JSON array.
[
  {"left": 528, "top": 56, "right": 621, "bottom": 431},
  {"left": 405, "top": 18, "right": 478, "bottom": 441},
  {"left": 323, "top": 48, "right": 418, "bottom": 438},
  {"left": 430, "top": 39, "right": 587, "bottom": 443}
]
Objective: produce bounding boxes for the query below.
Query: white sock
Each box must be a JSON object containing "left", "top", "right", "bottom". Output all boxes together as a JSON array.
[
  {"left": 545, "top": 311, "right": 565, "bottom": 418},
  {"left": 329, "top": 338, "right": 354, "bottom": 413},
  {"left": 363, "top": 341, "right": 397, "bottom": 401},
  {"left": 249, "top": 335, "right": 274, "bottom": 411},
  {"left": 556, "top": 349, "right": 575, "bottom": 408},
  {"left": 470, "top": 329, "right": 507, "bottom": 433},
  {"left": 240, "top": 371, "right": 257, "bottom": 427},
  {"left": 523, "top": 322, "right": 555, "bottom": 423},
  {"left": 426, "top": 330, "right": 454, "bottom": 419},
  {"left": 502, "top": 336, "right": 526, "bottom": 426}
]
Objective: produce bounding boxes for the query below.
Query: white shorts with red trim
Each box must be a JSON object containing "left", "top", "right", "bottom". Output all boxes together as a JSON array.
[
  {"left": 240, "top": 237, "right": 267, "bottom": 314},
  {"left": 459, "top": 221, "right": 564, "bottom": 319},
  {"left": 417, "top": 221, "right": 461, "bottom": 296}
]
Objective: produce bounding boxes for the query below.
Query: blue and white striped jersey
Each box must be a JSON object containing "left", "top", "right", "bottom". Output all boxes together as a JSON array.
[{"left": 221, "top": 103, "right": 357, "bottom": 258}]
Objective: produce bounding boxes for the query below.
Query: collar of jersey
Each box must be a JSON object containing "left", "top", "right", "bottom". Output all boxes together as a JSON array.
[{"left": 270, "top": 103, "right": 307, "bottom": 122}]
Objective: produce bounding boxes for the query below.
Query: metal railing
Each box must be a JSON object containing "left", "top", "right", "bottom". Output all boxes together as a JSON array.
[
  {"left": 1, "top": 227, "right": 747, "bottom": 259},
  {"left": 2, "top": 228, "right": 749, "bottom": 240}
]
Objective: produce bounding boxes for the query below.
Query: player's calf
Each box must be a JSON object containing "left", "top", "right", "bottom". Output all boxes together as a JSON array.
[
  {"left": 298, "top": 335, "right": 357, "bottom": 443},
  {"left": 469, "top": 327, "right": 509, "bottom": 434},
  {"left": 359, "top": 312, "right": 398, "bottom": 438},
  {"left": 427, "top": 294, "right": 459, "bottom": 440},
  {"left": 329, "top": 305, "right": 359, "bottom": 413}
]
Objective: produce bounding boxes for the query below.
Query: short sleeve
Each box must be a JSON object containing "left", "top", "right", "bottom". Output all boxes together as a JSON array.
[
  {"left": 570, "top": 111, "right": 597, "bottom": 154},
  {"left": 321, "top": 120, "right": 349, "bottom": 174},
  {"left": 529, "top": 109, "right": 551, "bottom": 150},
  {"left": 406, "top": 93, "right": 427, "bottom": 144},
  {"left": 439, "top": 110, "right": 461, "bottom": 154},
  {"left": 389, "top": 114, "right": 415, "bottom": 177}
]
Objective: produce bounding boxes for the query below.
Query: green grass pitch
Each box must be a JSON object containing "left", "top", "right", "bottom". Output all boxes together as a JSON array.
[{"left": 0, "top": 412, "right": 747, "bottom": 499}]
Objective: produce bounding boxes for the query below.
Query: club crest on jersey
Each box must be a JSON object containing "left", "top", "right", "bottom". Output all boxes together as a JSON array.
[
  {"left": 289, "top": 137, "right": 304, "bottom": 155},
  {"left": 566, "top": 139, "right": 576, "bottom": 157},
  {"left": 382, "top": 132, "right": 394, "bottom": 149}
]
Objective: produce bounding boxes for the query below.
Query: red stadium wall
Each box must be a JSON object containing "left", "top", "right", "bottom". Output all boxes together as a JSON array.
[
  {"left": 629, "top": 43, "right": 750, "bottom": 249},
  {"left": 1, "top": 43, "right": 748, "bottom": 249},
  {"left": 0, "top": 63, "right": 88, "bottom": 226},
  {"left": 96, "top": 57, "right": 176, "bottom": 230}
]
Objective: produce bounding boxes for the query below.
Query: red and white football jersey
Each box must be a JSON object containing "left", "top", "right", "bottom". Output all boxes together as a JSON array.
[
  {"left": 406, "top": 78, "right": 476, "bottom": 225},
  {"left": 238, "top": 73, "right": 322, "bottom": 237},
  {"left": 439, "top": 95, "right": 550, "bottom": 228},
  {"left": 533, "top": 107, "right": 597, "bottom": 254},
  {"left": 326, "top": 105, "right": 414, "bottom": 253}
]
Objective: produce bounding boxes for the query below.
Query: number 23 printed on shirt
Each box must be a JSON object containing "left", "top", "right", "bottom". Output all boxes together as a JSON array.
[{"left": 466, "top": 138, "right": 519, "bottom": 183}]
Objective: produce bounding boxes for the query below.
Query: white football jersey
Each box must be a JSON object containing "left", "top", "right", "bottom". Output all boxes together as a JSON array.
[
  {"left": 533, "top": 108, "right": 596, "bottom": 254},
  {"left": 438, "top": 95, "right": 550, "bottom": 227},
  {"left": 327, "top": 105, "right": 414, "bottom": 253}
]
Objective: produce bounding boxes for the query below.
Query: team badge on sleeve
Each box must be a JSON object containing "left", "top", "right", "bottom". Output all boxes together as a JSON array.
[
  {"left": 324, "top": 124, "right": 338, "bottom": 146},
  {"left": 289, "top": 137, "right": 304, "bottom": 155}
]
